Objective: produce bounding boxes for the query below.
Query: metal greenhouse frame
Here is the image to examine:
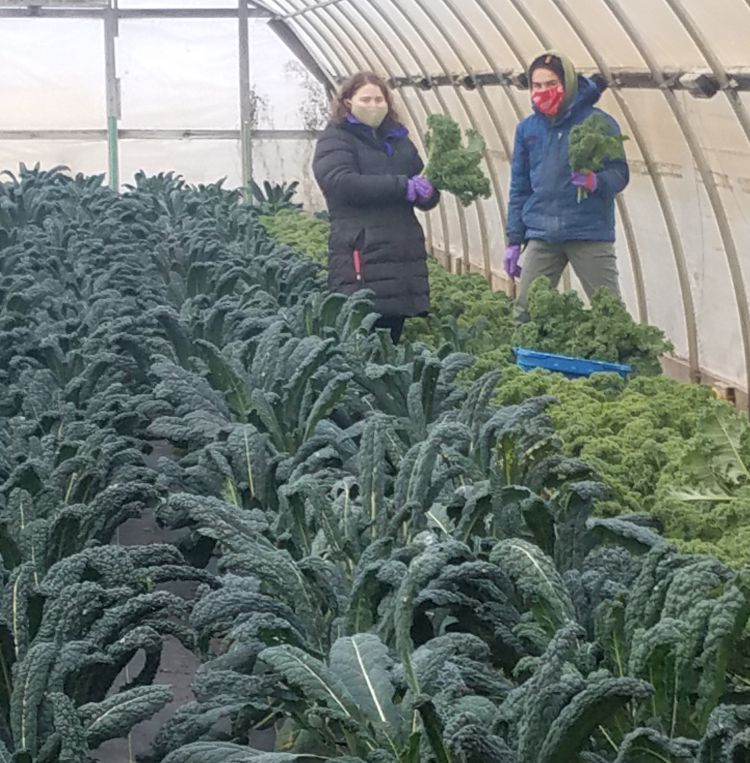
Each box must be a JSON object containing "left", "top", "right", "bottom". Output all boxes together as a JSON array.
[
  {"left": 254, "top": 0, "right": 750, "bottom": 410},
  {"left": 0, "top": 0, "right": 322, "bottom": 190},
  {"left": 2, "top": 0, "right": 749, "bottom": 409}
]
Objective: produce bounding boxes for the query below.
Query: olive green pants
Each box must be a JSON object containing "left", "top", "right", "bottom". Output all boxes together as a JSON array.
[{"left": 513, "top": 239, "right": 621, "bottom": 322}]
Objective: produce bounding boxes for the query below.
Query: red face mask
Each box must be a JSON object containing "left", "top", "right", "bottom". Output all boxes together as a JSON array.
[{"left": 532, "top": 85, "right": 565, "bottom": 116}]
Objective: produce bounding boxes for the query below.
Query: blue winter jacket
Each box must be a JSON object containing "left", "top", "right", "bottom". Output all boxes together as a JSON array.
[{"left": 506, "top": 76, "right": 629, "bottom": 245}]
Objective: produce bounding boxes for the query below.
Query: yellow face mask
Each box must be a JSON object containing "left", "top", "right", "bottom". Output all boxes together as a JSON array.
[{"left": 350, "top": 103, "right": 388, "bottom": 129}]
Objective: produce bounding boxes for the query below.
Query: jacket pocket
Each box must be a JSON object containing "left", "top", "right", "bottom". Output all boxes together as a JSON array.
[
  {"left": 328, "top": 225, "right": 365, "bottom": 287},
  {"left": 352, "top": 248, "right": 364, "bottom": 284},
  {"left": 351, "top": 228, "right": 366, "bottom": 284}
]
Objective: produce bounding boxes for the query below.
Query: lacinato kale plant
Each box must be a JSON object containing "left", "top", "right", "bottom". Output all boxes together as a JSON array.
[{"left": 2, "top": 164, "right": 750, "bottom": 763}]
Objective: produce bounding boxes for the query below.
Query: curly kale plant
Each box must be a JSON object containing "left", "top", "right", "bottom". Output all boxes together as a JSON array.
[
  {"left": 259, "top": 208, "right": 329, "bottom": 265},
  {"left": 424, "top": 114, "right": 492, "bottom": 206},
  {"left": 7, "top": 164, "right": 750, "bottom": 763},
  {"left": 569, "top": 113, "right": 628, "bottom": 201},
  {"left": 656, "top": 403, "right": 750, "bottom": 564},
  {"left": 514, "top": 277, "right": 673, "bottom": 374}
]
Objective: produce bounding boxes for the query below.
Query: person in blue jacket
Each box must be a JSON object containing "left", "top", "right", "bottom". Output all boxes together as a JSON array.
[{"left": 504, "top": 51, "right": 629, "bottom": 321}]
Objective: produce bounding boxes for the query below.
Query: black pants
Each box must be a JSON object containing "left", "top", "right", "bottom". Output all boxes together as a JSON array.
[{"left": 374, "top": 315, "right": 405, "bottom": 344}]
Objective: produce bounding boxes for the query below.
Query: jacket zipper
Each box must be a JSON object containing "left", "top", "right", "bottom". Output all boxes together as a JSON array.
[{"left": 553, "top": 130, "right": 564, "bottom": 231}]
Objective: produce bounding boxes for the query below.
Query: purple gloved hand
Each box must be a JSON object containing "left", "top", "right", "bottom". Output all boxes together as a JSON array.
[
  {"left": 504, "top": 244, "right": 522, "bottom": 281},
  {"left": 570, "top": 171, "right": 598, "bottom": 193},
  {"left": 406, "top": 175, "right": 434, "bottom": 203},
  {"left": 405, "top": 177, "right": 418, "bottom": 203},
  {"left": 413, "top": 175, "right": 434, "bottom": 201}
]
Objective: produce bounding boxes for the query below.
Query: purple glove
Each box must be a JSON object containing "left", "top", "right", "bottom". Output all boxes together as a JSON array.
[
  {"left": 413, "top": 175, "right": 434, "bottom": 201},
  {"left": 570, "top": 171, "right": 598, "bottom": 193},
  {"left": 504, "top": 244, "right": 522, "bottom": 281},
  {"left": 406, "top": 175, "right": 434, "bottom": 203}
]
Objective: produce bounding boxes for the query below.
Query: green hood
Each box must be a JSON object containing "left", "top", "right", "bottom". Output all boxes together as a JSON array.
[{"left": 530, "top": 50, "right": 578, "bottom": 113}]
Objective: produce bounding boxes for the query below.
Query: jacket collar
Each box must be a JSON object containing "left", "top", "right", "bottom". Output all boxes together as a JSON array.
[
  {"left": 343, "top": 113, "right": 409, "bottom": 154},
  {"left": 345, "top": 113, "right": 407, "bottom": 138}
]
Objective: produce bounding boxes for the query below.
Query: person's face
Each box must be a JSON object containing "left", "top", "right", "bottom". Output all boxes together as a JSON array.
[
  {"left": 531, "top": 68, "right": 562, "bottom": 93},
  {"left": 346, "top": 83, "right": 387, "bottom": 111}
]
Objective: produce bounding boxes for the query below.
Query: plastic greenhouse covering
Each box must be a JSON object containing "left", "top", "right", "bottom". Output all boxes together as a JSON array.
[{"left": 1, "top": 0, "right": 749, "bottom": 404}]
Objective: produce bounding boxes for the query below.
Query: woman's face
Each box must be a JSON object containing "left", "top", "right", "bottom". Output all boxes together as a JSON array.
[
  {"left": 347, "top": 82, "right": 387, "bottom": 111},
  {"left": 531, "top": 67, "right": 562, "bottom": 93}
]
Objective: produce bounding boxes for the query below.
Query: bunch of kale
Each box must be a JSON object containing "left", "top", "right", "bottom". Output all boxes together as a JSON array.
[
  {"left": 569, "top": 113, "right": 628, "bottom": 201},
  {"left": 424, "top": 114, "right": 492, "bottom": 207}
]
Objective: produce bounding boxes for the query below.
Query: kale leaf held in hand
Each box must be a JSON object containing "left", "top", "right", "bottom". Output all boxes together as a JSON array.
[
  {"left": 424, "top": 113, "right": 492, "bottom": 206},
  {"left": 569, "top": 113, "right": 628, "bottom": 200}
]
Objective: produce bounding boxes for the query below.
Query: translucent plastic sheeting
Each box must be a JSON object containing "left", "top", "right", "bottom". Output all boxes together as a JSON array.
[
  {"left": 118, "top": 0, "right": 236, "bottom": 7},
  {"left": 0, "top": 136, "right": 322, "bottom": 210},
  {"left": 0, "top": 141, "right": 108, "bottom": 179},
  {"left": 252, "top": 138, "right": 324, "bottom": 208},
  {"left": 250, "top": 20, "right": 329, "bottom": 131},
  {"left": 265, "top": 0, "right": 750, "bottom": 397},
  {"left": 119, "top": 139, "right": 243, "bottom": 186},
  {"left": 0, "top": 11, "right": 326, "bottom": 211},
  {"left": 117, "top": 18, "right": 325, "bottom": 131},
  {"left": 678, "top": 0, "right": 749, "bottom": 68},
  {"left": 0, "top": 20, "right": 105, "bottom": 130},
  {"left": 118, "top": 20, "right": 239, "bottom": 129}
]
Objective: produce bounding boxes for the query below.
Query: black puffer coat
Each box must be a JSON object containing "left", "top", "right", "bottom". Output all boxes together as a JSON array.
[{"left": 312, "top": 118, "right": 440, "bottom": 317}]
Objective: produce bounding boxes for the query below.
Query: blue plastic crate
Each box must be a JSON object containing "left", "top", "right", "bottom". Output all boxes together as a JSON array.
[{"left": 514, "top": 347, "right": 632, "bottom": 379}]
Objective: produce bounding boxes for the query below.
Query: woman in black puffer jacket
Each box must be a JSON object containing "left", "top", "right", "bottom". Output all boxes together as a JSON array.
[{"left": 312, "top": 71, "right": 440, "bottom": 344}]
